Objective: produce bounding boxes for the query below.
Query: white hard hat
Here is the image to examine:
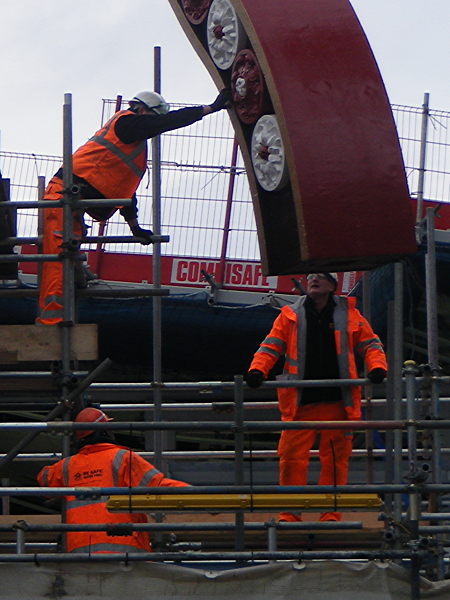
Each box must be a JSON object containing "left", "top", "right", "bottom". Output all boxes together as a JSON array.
[{"left": 131, "top": 91, "right": 170, "bottom": 114}]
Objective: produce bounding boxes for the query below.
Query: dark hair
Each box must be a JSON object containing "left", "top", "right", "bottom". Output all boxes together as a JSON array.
[
  {"left": 128, "top": 101, "right": 141, "bottom": 113},
  {"left": 76, "top": 430, "right": 115, "bottom": 450},
  {"left": 323, "top": 273, "right": 337, "bottom": 290}
]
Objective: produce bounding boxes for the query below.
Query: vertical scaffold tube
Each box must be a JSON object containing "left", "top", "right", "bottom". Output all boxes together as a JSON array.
[
  {"left": 394, "top": 263, "right": 405, "bottom": 520},
  {"left": 61, "top": 93, "right": 75, "bottom": 461},
  {"left": 150, "top": 47, "right": 164, "bottom": 470},
  {"left": 37, "top": 175, "right": 46, "bottom": 291},
  {"left": 404, "top": 360, "right": 422, "bottom": 599},
  {"left": 415, "top": 92, "right": 430, "bottom": 232},
  {"left": 362, "top": 272, "right": 374, "bottom": 484},
  {"left": 234, "top": 375, "right": 245, "bottom": 556},
  {"left": 404, "top": 360, "right": 418, "bottom": 472},
  {"left": 425, "top": 208, "right": 439, "bottom": 374}
]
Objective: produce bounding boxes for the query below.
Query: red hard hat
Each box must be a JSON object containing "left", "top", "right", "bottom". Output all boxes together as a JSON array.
[{"left": 74, "top": 407, "right": 113, "bottom": 440}]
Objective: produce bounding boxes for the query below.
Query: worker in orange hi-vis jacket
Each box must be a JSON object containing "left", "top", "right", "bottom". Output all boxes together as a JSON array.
[
  {"left": 37, "top": 407, "right": 188, "bottom": 553},
  {"left": 37, "top": 88, "right": 231, "bottom": 325},
  {"left": 246, "top": 273, "right": 387, "bottom": 523}
]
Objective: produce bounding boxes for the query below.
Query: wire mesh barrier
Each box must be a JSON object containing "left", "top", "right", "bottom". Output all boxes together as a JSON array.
[
  {"left": 0, "top": 101, "right": 448, "bottom": 261},
  {"left": 393, "top": 104, "right": 450, "bottom": 204}
]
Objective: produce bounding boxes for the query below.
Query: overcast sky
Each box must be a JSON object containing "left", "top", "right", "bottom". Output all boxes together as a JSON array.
[{"left": 0, "top": 0, "right": 448, "bottom": 156}]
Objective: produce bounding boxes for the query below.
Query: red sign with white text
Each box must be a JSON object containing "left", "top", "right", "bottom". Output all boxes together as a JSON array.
[
  {"left": 170, "top": 258, "right": 277, "bottom": 290},
  {"left": 19, "top": 246, "right": 362, "bottom": 296}
]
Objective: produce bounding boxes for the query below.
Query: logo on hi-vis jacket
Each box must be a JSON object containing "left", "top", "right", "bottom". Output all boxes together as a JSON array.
[{"left": 74, "top": 469, "right": 103, "bottom": 481}]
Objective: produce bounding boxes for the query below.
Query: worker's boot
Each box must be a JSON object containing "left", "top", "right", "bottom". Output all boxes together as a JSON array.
[
  {"left": 319, "top": 512, "right": 341, "bottom": 522},
  {"left": 278, "top": 512, "right": 302, "bottom": 522},
  {"left": 75, "top": 264, "right": 98, "bottom": 288}
]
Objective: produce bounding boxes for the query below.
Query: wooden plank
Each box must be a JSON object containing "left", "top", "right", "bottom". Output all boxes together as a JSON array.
[{"left": 0, "top": 324, "right": 98, "bottom": 362}]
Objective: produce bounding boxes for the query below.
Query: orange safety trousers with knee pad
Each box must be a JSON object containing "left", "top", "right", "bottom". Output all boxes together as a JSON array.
[
  {"left": 36, "top": 111, "right": 147, "bottom": 325},
  {"left": 278, "top": 402, "right": 353, "bottom": 522},
  {"left": 36, "top": 177, "right": 83, "bottom": 325}
]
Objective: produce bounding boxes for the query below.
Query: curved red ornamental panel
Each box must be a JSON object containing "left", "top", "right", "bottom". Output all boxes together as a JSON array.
[{"left": 169, "top": 0, "right": 417, "bottom": 275}]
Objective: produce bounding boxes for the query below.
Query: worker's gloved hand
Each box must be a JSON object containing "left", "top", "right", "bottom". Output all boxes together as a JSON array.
[
  {"left": 367, "top": 368, "right": 387, "bottom": 384},
  {"left": 131, "top": 225, "right": 154, "bottom": 245},
  {"left": 209, "top": 89, "right": 232, "bottom": 112},
  {"left": 245, "top": 369, "right": 264, "bottom": 389}
]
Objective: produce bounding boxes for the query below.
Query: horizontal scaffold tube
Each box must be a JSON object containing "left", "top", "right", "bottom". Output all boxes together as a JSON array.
[
  {"left": 0, "top": 371, "right": 87, "bottom": 378},
  {"left": 0, "top": 254, "right": 86, "bottom": 263},
  {"left": 0, "top": 549, "right": 428, "bottom": 563},
  {"left": 0, "top": 235, "right": 169, "bottom": 246},
  {"left": 0, "top": 288, "right": 170, "bottom": 298},
  {"left": 97, "top": 398, "right": 450, "bottom": 410},
  {"left": 0, "top": 521, "right": 362, "bottom": 533},
  {"left": 0, "top": 484, "right": 446, "bottom": 496},
  {"left": 0, "top": 199, "right": 132, "bottom": 209},
  {"left": 5, "top": 447, "right": 448, "bottom": 462},
  {"left": 88, "top": 375, "right": 449, "bottom": 391},
  {"left": 0, "top": 419, "right": 449, "bottom": 433}
]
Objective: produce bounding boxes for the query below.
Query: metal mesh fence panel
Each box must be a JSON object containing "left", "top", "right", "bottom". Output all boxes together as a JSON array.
[
  {"left": 392, "top": 104, "right": 450, "bottom": 205},
  {"left": 1, "top": 101, "right": 448, "bottom": 261}
]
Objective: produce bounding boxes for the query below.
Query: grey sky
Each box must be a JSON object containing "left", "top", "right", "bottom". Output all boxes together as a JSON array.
[{"left": 0, "top": 0, "right": 448, "bottom": 156}]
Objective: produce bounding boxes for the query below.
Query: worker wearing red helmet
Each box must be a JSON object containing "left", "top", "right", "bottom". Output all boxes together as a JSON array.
[
  {"left": 246, "top": 272, "right": 387, "bottom": 522},
  {"left": 37, "top": 88, "right": 232, "bottom": 325},
  {"left": 37, "top": 407, "right": 188, "bottom": 553}
]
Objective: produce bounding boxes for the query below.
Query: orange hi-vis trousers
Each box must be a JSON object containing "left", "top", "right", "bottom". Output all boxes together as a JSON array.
[
  {"left": 278, "top": 401, "right": 353, "bottom": 521},
  {"left": 36, "top": 177, "right": 83, "bottom": 325}
]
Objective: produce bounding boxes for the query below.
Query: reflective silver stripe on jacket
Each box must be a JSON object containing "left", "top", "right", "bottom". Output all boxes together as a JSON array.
[
  {"left": 263, "top": 336, "right": 286, "bottom": 353},
  {"left": 40, "top": 467, "right": 49, "bottom": 487},
  {"left": 42, "top": 294, "right": 63, "bottom": 307},
  {"left": 257, "top": 336, "right": 287, "bottom": 361},
  {"left": 38, "top": 308, "right": 63, "bottom": 319},
  {"left": 138, "top": 467, "right": 161, "bottom": 487},
  {"left": 89, "top": 112, "right": 146, "bottom": 178},
  {"left": 256, "top": 346, "right": 281, "bottom": 360},
  {"left": 66, "top": 496, "right": 109, "bottom": 510},
  {"left": 110, "top": 448, "right": 161, "bottom": 486},
  {"left": 284, "top": 355, "right": 298, "bottom": 368},
  {"left": 292, "top": 296, "right": 307, "bottom": 403},
  {"left": 62, "top": 457, "right": 71, "bottom": 486},
  {"left": 112, "top": 448, "right": 127, "bottom": 486},
  {"left": 356, "top": 337, "right": 383, "bottom": 357},
  {"left": 70, "top": 543, "right": 148, "bottom": 554}
]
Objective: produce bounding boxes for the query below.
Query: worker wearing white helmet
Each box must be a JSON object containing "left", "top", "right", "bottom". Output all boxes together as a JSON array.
[
  {"left": 37, "top": 88, "right": 231, "bottom": 325},
  {"left": 129, "top": 91, "right": 171, "bottom": 114}
]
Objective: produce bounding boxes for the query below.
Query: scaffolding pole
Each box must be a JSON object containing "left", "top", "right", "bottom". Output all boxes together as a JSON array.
[
  {"left": 150, "top": 46, "right": 164, "bottom": 471},
  {"left": 0, "top": 549, "right": 429, "bottom": 564},
  {"left": 415, "top": 92, "right": 430, "bottom": 232}
]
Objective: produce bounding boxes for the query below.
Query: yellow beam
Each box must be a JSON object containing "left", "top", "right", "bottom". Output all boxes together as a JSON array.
[{"left": 106, "top": 493, "right": 382, "bottom": 512}]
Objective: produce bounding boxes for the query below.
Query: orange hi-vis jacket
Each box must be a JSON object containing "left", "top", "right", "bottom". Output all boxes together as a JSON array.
[
  {"left": 249, "top": 295, "right": 387, "bottom": 421},
  {"left": 72, "top": 109, "right": 147, "bottom": 200},
  {"left": 37, "top": 443, "right": 188, "bottom": 553}
]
